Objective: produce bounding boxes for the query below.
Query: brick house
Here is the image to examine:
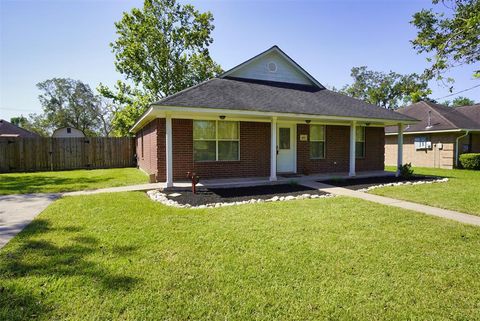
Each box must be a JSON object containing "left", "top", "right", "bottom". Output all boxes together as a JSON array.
[
  {"left": 131, "top": 46, "right": 415, "bottom": 185},
  {"left": 385, "top": 101, "right": 480, "bottom": 169}
]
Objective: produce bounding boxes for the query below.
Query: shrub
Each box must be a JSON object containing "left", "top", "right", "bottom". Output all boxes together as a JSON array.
[
  {"left": 459, "top": 153, "right": 480, "bottom": 170},
  {"left": 399, "top": 163, "right": 414, "bottom": 178}
]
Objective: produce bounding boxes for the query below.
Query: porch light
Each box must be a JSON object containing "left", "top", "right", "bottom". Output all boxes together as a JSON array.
[
  {"left": 219, "top": 115, "right": 226, "bottom": 120},
  {"left": 305, "top": 120, "right": 311, "bottom": 124}
]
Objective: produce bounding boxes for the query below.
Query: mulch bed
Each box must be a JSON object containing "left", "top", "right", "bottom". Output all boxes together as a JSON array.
[
  {"left": 320, "top": 175, "right": 443, "bottom": 191},
  {"left": 164, "top": 184, "right": 329, "bottom": 206}
]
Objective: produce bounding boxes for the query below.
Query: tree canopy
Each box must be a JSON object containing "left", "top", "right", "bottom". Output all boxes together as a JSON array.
[
  {"left": 16, "top": 78, "right": 113, "bottom": 137},
  {"left": 101, "top": 0, "right": 222, "bottom": 136},
  {"left": 442, "top": 96, "right": 476, "bottom": 107},
  {"left": 411, "top": 0, "right": 480, "bottom": 80},
  {"left": 35, "top": 78, "right": 101, "bottom": 136},
  {"left": 340, "top": 66, "right": 432, "bottom": 109}
]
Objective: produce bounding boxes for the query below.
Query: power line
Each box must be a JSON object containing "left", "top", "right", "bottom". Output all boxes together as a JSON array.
[{"left": 434, "top": 84, "right": 480, "bottom": 100}]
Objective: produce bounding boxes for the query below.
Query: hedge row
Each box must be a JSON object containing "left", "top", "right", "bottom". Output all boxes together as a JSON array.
[{"left": 459, "top": 153, "right": 480, "bottom": 170}]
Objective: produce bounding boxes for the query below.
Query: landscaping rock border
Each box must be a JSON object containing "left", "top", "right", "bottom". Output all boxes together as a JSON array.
[
  {"left": 147, "top": 189, "right": 334, "bottom": 209},
  {"left": 356, "top": 177, "right": 449, "bottom": 193}
]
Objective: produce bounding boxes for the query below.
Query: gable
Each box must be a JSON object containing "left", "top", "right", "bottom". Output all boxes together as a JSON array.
[{"left": 221, "top": 46, "right": 322, "bottom": 87}]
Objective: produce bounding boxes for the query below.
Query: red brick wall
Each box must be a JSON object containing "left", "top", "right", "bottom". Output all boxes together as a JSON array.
[
  {"left": 172, "top": 119, "right": 194, "bottom": 180},
  {"left": 139, "top": 119, "right": 385, "bottom": 182},
  {"left": 297, "top": 125, "right": 349, "bottom": 174},
  {"left": 172, "top": 120, "right": 271, "bottom": 180},
  {"left": 135, "top": 118, "right": 165, "bottom": 181},
  {"left": 356, "top": 127, "right": 385, "bottom": 171},
  {"left": 297, "top": 124, "right": 384, "bottom": 174}
]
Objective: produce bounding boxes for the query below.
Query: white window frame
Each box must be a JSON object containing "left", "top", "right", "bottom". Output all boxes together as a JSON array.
[
  {"left": 309, "top": 125, "right": 326, "bottom": 159},
  {"left": 193, "top": 120, "right": 240, "bottom": 162},
  {"left": 356, "top": 126, "right": 365, "bottom": 159}
]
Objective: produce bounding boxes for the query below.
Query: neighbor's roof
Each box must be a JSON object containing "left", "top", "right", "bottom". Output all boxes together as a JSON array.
[
  {"left": 0, "top": 119, "right": 39, "bottom": 138},
  {"left": 385, "top": 101, "right": 480, "bottom": 134},
  {"left": 151, "top": 77, "right": 416, "bottom": 122}
]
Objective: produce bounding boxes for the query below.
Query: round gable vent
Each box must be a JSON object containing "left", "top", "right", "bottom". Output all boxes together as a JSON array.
[{"left": 267, "top": 62, "right": 277, "bottom": 72}]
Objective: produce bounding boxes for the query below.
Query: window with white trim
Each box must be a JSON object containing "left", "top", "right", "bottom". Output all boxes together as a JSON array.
[
  {"left": 356, "top": 126, "right": 365, "bottom": 158},
  {"left": 309, "top": 125, "right": 325, "bottom": 159},
  {"left": 193, "top": 120, "right": 239, "bottom": 161}
]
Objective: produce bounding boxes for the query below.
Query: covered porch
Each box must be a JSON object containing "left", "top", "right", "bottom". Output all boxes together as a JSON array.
[
  {"left": 134, "top": 105, "right": 410, "bottom": 186},
  {"left": 159, "top": 109, "right": 407, "bottom": 187}
]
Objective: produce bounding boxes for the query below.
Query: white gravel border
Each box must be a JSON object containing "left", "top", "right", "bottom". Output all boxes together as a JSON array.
[
  {"left": 146, "top": 190, "right": 334, "bottom": 209},
  {"left": 357, "top": 177, "right": 449, "bottom": 192}
]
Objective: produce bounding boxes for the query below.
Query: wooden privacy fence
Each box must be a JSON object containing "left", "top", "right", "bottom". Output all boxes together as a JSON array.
[{"left": 0, "top": 137, "right": 136, "bottom": 173}]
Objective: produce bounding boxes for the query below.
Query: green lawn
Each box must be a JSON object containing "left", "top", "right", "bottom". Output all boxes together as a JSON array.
[
  {"left": 0, "top": 168, "right": 148, "bottom": 195},
  {"left": 1, "top": 192, "right": 479, "bottom": 320},
  {"left": 372, "top": 166, "right": 480, "bottom": 216}
]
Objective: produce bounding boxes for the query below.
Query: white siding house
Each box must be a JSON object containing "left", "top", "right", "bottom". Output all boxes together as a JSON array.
[{"left": 52, "top": 127, "right": 85, "bottom": 138}]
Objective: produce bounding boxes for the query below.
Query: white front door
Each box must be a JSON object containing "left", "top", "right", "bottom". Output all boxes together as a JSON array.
[{"left": 276, "top": 123, "right": 296, "bottom": 173}]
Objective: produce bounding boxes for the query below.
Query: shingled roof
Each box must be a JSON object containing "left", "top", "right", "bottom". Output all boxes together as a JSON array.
[
  {"left": 132, "top": 46, "right": 419, "bottom": 133},
  {"left": 0, "top": 119, "right": 39, "bottom": 138},
  {"left": 152, "top": 77, "right": 415, "bottom": 122},
  {"left": 385, "top": 101, "right": 480, "bottom": 134}
]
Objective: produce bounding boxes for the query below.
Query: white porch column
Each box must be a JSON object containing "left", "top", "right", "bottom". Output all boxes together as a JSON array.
[
  {"left": 165, "top": 114, "right": 173, "bottom": 187},
  {"left": 270, "top": 117, "right": 277, "bottom": 181},
  {"left": 349, "top": 120, "right": 356, "bottom": 177},
  {"left": 396, "top": 123, "right": 404, "bottom": 177}
]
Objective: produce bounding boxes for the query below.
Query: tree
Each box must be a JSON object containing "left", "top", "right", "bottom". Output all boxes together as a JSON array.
[
  {"left": 34, "top": 78, "right": 102, "bottom": 136},
  {"left": 340, "top": 66, "right": 432, "bottom": 109},
  {"left": 411, "top": 0, "right": 480, "bottom": 80},
  {"left": 102, "top": 0, "right": 222, "bottom": 135},
  {"left": 10, "top": 115, "right": 49, "bottom": 136},
  {"left": 10, "top": 116, "right": 27, "bottom": 127},
  {"left": 97, "top": 98, "right": 115, "bottom": 137},
  {"left": 97, "top": 81, "right": 151, "bottom": 137},
  {"left": 442, "top": 96, "right": 476, "bottom": 106}
]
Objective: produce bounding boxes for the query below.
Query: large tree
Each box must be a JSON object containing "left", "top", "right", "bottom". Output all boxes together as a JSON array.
[
  {"left": 31, "top": 78, "right": 102, "bottom": 136},
  {"left": 102, "top": 0, "right": 222, "bottom": 136},
  {"left": 340, "top": 66, "right": 432, "bottom": 109},
  {"left": 411, "top": 0, "right": 480, "bottom": 80}
]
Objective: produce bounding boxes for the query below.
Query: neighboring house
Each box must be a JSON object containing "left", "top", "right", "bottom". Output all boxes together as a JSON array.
[
  {"left": 385, "top": 101, "right": 480, "bottom": 169},
  {"left": 131, "top": 46, "right": 416, "bottom": 185},
  {"left": 0, "top": 119, "right": 39, "bottom": 138},
  {"left": 52, "top": 127, "right": 85, "bottom": 138}
]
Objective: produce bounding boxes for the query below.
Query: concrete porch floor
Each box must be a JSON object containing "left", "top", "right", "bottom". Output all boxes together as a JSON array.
[{"left": 171, "top": 170, "right": 394, "bottom": 189}]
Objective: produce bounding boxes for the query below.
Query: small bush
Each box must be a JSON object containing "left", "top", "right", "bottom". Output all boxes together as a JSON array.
[
  {"left": 459, "top": 153, "right": 480, "bottom": 170},
  {"left": 399, "top": 163, "right": 414, "bottom": 178}
]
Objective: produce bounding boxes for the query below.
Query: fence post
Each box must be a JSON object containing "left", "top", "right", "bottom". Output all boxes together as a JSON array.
[{"left": 49, "top": 138, "right": 54, "bottom": 171}]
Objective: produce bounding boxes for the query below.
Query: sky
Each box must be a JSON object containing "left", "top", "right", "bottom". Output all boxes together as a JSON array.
[{"left": 1, "top": 0, "right": 479, "bottom": 121}]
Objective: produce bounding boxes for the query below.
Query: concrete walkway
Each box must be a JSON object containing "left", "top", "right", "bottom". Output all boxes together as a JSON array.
[
  {"left": 0, "top": 193, "right": 60, "bottom": 249},
  {"left": 301, "top": 181, "right": 480, "bottom": 227},
  {"left": 64, "top": 182, "right": 166, "bottom": 196}
]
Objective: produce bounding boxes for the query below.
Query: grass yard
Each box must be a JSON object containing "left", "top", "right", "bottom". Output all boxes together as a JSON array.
[
  {"left": 372, "top": 166, "right": 480, "bottom": 216},
  {"left": 1, "top": 192, "right": 479, "bottom": 320},
  {"left": 0, "top": 168, "right": 148, "bottom": 195}
]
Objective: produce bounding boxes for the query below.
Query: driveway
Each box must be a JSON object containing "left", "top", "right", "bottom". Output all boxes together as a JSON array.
[{"left": 0, "top": 193, "right": 60, "bottom": 249}]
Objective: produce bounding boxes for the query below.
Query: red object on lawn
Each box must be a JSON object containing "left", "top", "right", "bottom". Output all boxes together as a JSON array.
[{"left": 186, "top": 172, "right": 200, "bottom": 194}]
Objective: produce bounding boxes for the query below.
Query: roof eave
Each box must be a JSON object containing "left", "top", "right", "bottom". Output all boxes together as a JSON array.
[
  {"left": 130, "top": 105, "right": 418, "bottom": 133},
  {"left": 385, "top": 128, "right": 480, "bottom": 135}
]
